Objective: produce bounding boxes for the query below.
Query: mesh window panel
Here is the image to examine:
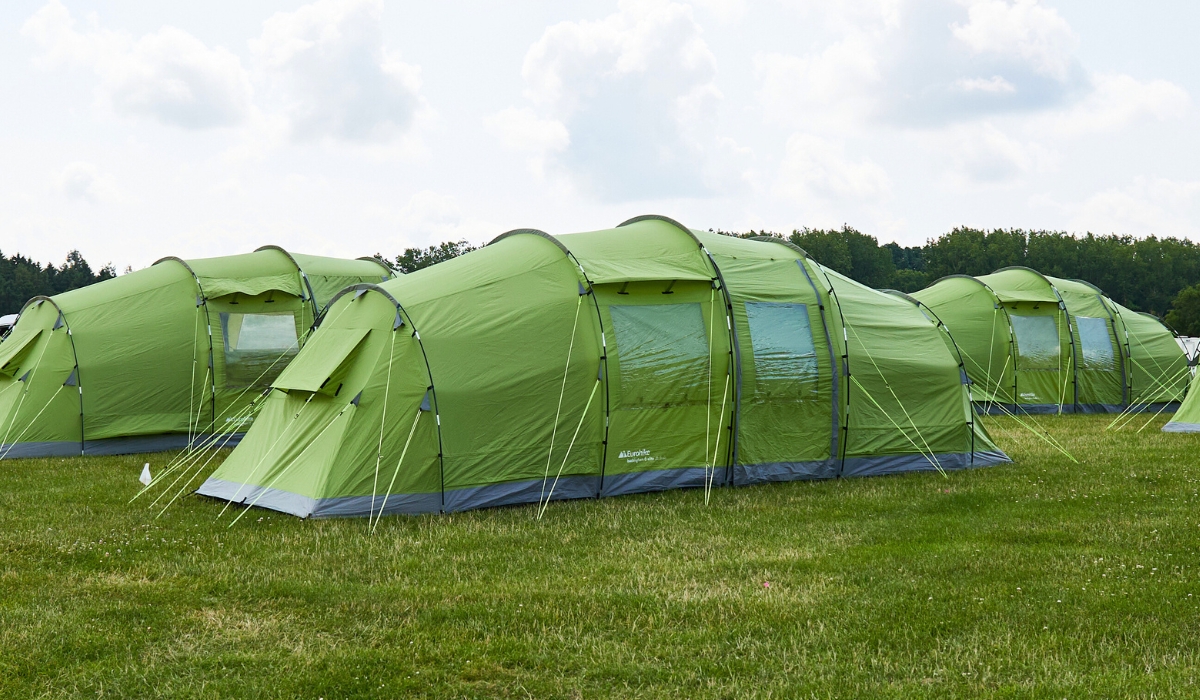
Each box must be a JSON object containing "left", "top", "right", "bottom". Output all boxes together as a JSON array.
[
  {"left": 1010, "top": 314, "right": 1060, "bottom": 371},
  {"left": 746, "top": 302, "right": 817, "bottom": 398},
  {"left": 610, "top": 303, "right": 709, "bottom": 406},
  {"left": 1077, "top": 316, "right": 1115, "bottom": 370},
  {"left": 221, "top": 312, "right": 299, "bottom": 388}
]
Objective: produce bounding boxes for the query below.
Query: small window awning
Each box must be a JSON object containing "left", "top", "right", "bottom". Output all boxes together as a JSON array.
[
  {"left": 273, "top": 327, "right": 370, "bottom": 392},
  {"left": 0, "top": 329, "right": 42, "bottom": 376}
]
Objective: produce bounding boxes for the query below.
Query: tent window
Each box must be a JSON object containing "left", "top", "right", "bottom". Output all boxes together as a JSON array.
[
  {"left": 220, "top": 312, "right": 299, "bottom": 388},
  {"left": 746, "top": 302, "right": 817, "bottom": 396},
  {"left": 1077, "top": 316, "right": 1115, "bottom": 369},
  {"left": 610, "top": 303, "right": 708, "bottom": 406},
  {"left": 1010, "top": 314, "right": 1059, "bottom": 370}
]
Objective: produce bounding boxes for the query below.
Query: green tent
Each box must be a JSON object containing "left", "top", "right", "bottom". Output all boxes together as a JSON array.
[
  {"left": 913, "top": 267, "right": 1189, "bottom": 414},
  {"left": 1162, "top": 365, "right": 1200, "bottom": 432},
  {"left": 0, "top": 247, "right": 392, "bottom": 457},
  {"left": 199, "top": 217, "right": 1008, "bottom": 517}
]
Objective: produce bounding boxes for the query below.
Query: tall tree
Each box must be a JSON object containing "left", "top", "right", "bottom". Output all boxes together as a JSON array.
[
  {"left": 790, "top": 225, "right": 896, "bottom": 289},
  {"left": 0, "top": 250, "right": 115, "bottom": 316}
]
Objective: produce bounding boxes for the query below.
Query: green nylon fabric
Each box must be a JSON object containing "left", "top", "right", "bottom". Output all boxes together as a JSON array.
[
  {"left": 205, "top": 219, "right": 1001, "bottom": 516},
  {"left": 913, "top": 277, "right": 1014, "bottom": 404},
  {"left": 274, "top": 327, "right": 371, "bottom": 393},
  {"left": 695, "top": 232, "right": 833, "bottom": 470},
  {"left": 1114, "top": 304, "right": 1190, "bottom": 407},
  {"left": 1168, "top": 371, "right": 1200, "bottom": 430},
  {"left": 915, "top": 267, "right": 1186, "bottom": 412},
  {"left": 825, "top": 269, "right": 976, "bottom": 459},
  {"left": 0, "top": 328, "right": 42, "bottom": 375},
  {"left": 0, "top": 248, "right": 389, "bottom": 455}
]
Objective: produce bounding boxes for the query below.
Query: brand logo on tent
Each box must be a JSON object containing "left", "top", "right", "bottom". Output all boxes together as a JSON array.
[{"left": 618, "top": 448, "right": 655, "bottom": 464}]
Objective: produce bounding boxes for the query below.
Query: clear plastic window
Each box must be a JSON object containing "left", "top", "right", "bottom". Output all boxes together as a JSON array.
[
  {"left": 610, "top": 303, "right": 709, "bottom": 405},
  {"left": 1010, "top": 314, "right": 1060, "bottom": 371},
  {"left": 1077, "top": 316, "right": 1115, "bottom": 370},
  {"left": 746, "top": 302, "right": 817, "bottom": 396},
  {"left": 220, "top": 312, "right": 299, "bottom": 388}
]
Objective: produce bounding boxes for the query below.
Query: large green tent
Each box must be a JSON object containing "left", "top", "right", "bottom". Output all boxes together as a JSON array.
[
  {"left": 913, "top": 268, "right": 1189, "bottom": 414},
  {"left": 198, "top": 217, "right": 1008, "bottom": 517},
  {"left": 0, "top": 247, "right": 392, "bottom": 457}
]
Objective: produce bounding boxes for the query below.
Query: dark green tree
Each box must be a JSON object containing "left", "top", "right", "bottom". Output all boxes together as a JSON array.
[
  {"left": 379, "top": 240, "right": 478, "bottom": 275},
  {"left": 790, "top": 225, "right": 896, "bottom": 289},
  {"left": 0, "top": 250, "right": 115, "bottom": 316},
  {"left": 1166, "top": 283, "right": 1200, "bottom": 336}
]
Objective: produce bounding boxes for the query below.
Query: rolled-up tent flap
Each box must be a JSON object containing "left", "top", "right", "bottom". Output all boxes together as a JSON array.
[{"left": 272, "top": 327, "right": 370, "bottom": 392}]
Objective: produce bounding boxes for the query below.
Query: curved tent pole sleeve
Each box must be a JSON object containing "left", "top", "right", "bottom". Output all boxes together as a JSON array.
[
  {"left": 1096, "top": 294, "right": 1129, "bottom": 406},
  {"left": 357, "top": 256, "right": 400, "bottom": 278},
  {"left": 617, "top": 215, "right": 742, "bottom": 484},
  {"left": 327, "top": 283, "right": 447, "bottom": 511},
  {"left": 895, "top": 293, "right": 978, "bottom": 465},
  {"left": 933, "top": 275, "right": 1014, "bottom": 408},
  {"left": 488, "top": 228, "right": 612, "bottom": 496},
  {"left": 22, "top": 296, "right": 85, "bottom": 454},
  {"left": 804, "top": 262, "right": 852, "bottom": 476},
  {"left": 751, "top": 237, "right": 841, "bottom": 463},
  {"left": 254, "top": 245, "right": 321, "bottom": 327},
  {"left": 1109, "top": 303, "right": 1135, "bottom": 403},
  {"left": 1046, "top": 283, "right": 1079, "bottom": 412},
  {"left": 988, "top": 266, "right": 1081, "bottom": 411},
  {"left": 154, "top": 256, "right": 218, "bottom": 436}
]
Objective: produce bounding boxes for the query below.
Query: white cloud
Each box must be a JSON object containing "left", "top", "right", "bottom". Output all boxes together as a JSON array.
[
  {"left": 22, "top": 0, "right": 252, "bottom": 129},
  {"left": 251, "top": 0, "right": 426, "bottom": 143},
  {"left": 754, "top": 0, "right": 1086, "bottom": 129},
  {"left": 951, "top": 0, "right": 1078, "bottom": 81},
  {"left": 945, "top": 123, "right": 1055, "bottom": 184},
  {"left": 517, "top": 0, "right": 736, "bottom": 200},
  {"left": 1045, "top": 73, "right": 1189, "bottom": 136},
  {"left": 774, "top": 133, "right": 891, "bottom": 202},
  {"left": 1067, "top": 177, "right": 1200, "bottom": 236},
  {"left": 688, "top": 0, "right": 747, "bottom": 22},
  {"left": 955, "top": 76, "right": 1017, "bottom": 94},
  {"left": 755, "top": 37, "right": 880, "bottom": 130},
  {"left": 56, "top": 162, "right": 121, "bottom": 204},
  {"left": 365, "top": 190, "right": 494, "bottom": 247},
  {"left": 483, "top": 107, "right": 569, "bottom": 178}
]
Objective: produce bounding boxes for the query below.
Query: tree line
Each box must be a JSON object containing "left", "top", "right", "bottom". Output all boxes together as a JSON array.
[
  {"left": 0, "top": 251, "right": 115, "bottom": 316},
  {"left": 10, "top": 229, "right": 1200, "bottom": 336}
]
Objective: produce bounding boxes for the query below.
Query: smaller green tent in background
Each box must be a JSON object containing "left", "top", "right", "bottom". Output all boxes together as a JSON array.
[
  {"left": 0, "top": 247, "right": 392, "bottom": 458},
  {"left": 198, "top": 216, "right": 1007, "bottom": 518},
  {"left": 914, "top": 267, "right": 1189, "bottom": 414},
  {"left": 1162, "top": 372, "right": 1200, "bottom": 432}
]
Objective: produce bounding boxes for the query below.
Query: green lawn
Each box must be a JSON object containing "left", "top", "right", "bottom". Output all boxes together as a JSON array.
[{"left": 2, "top": 414, "right": 1199, "bottom": 698}]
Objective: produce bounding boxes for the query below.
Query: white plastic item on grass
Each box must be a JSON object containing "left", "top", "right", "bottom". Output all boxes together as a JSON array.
[{"left": 140, "top": 463, "right": 152, "bottom": 485}]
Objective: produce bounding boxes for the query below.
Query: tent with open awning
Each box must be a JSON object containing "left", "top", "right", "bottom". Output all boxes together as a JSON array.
[{"left": 0, "top": 247, "right": 392, "bottom": 458}]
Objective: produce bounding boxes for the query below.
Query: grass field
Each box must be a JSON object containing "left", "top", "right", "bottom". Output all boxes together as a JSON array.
[{"left": 2, "top": 414, "right": 1199, "bottom": 698}]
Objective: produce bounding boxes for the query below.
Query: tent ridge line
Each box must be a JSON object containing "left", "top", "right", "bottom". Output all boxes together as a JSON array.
[
  {"left": 487, "top": 227, "right": 613, "bottom": 496},
  {"left": 796, "top": 258, "right": 841, "bottom": 462},
  {"left": 617, "top": 215, "right": 741, "bottom": 483},
  {"left": 885, "top": 292, "right": 979, "bottom": 464},
  {"left": 327, "top": 283, "right": 447, "bottom": 511},
  {"left": 254, "top": 246, "right": 322, "bottom": 324},
  {"left": 154, "top": 257, "right": 219, "bottom": 437},
  {"left": 19, "top": 296, "right": 86, "bottom": 454}
]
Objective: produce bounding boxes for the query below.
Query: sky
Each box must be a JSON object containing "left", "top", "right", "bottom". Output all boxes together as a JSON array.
[{"left": 1, "top": 0, "right": 1198, "bottom": 271}]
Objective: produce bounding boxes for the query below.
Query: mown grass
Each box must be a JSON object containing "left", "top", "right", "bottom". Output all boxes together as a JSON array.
[{"left": 2, "top": 414, "right": 1199, "bottom": 698}]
